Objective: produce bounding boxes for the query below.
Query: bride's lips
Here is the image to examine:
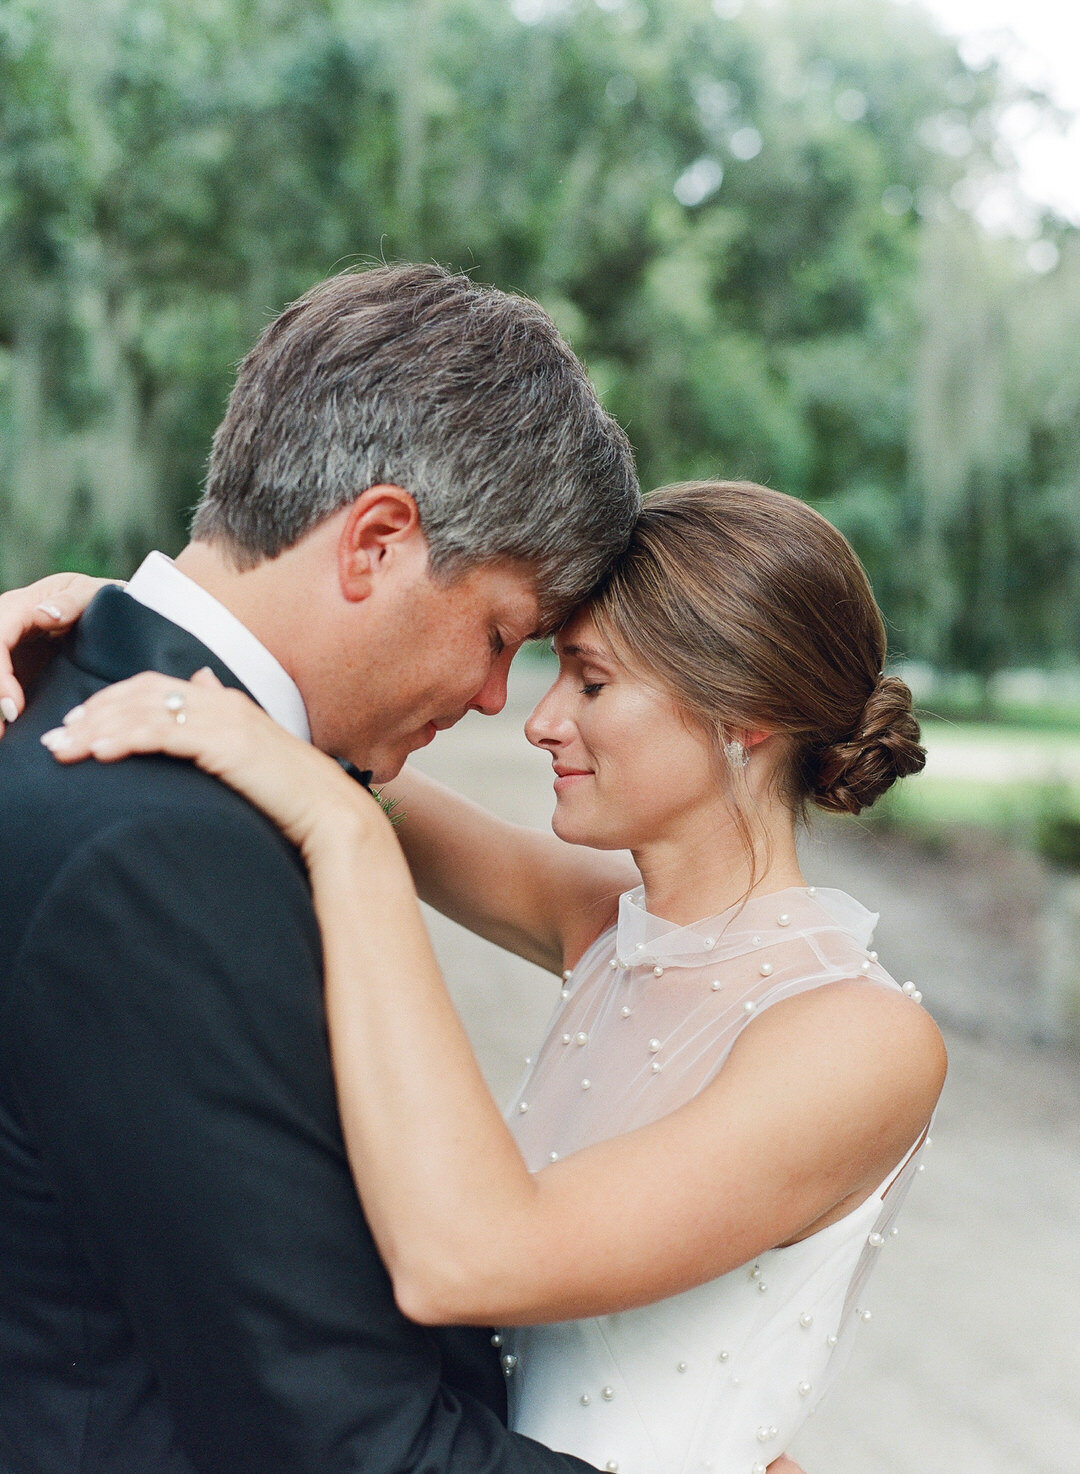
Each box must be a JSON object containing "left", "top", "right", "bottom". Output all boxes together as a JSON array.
[{"left": 553, "top": 764, "right": 593, "bottom": 793}]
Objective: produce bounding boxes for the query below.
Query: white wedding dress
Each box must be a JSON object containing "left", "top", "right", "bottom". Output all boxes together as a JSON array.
[{"left": 501, "top": 886, "right": 927, "bottom": 1474}]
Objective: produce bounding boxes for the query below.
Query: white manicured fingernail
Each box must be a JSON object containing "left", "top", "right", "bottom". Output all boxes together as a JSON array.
[
  {"left": 41, "top": 728, "right": 72, "bottom": 751},
  {"left": 63, "top": 705, "right": 86, "bottom": 725},
  {"left": 0, "top": 697, "right": 18, "bottom": 724},
  {"left": 35, "top": 603, "right": 64, "bottom": 621}
]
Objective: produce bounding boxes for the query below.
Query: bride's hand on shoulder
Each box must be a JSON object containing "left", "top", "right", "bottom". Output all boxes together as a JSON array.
[
  {"left": 40, "top": 668, "right": 387, "bottom": 860},
  {"left": 0, "top": 573, "right": 119, "bottom": 730}
]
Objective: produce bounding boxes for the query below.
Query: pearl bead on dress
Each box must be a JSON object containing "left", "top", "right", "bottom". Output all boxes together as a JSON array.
[{"left": 759, "top": 962, "right": 773, "bottom": 977}]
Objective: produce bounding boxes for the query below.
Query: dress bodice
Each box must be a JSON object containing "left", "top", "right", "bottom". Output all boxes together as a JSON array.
[{"left": 501, "top": 886, "right": 927, "bottom": 1474}]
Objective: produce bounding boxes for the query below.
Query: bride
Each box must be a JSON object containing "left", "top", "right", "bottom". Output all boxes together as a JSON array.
[{"left": 6, "top": 481, "right": 945, "bottom": 1473}]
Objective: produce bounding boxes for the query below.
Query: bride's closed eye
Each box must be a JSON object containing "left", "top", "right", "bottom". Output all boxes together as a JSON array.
[{"left": 580, "top": 683, "right": 605, "bottom": 697}]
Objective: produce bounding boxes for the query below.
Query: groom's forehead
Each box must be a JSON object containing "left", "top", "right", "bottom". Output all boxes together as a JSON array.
[{"left": 442, "top": 558, "right": 544, "bottom": 631}]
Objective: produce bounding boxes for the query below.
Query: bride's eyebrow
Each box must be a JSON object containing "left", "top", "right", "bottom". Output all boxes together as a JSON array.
[{"left": 555, "top": 641, "right": 615, "bottom": 665}]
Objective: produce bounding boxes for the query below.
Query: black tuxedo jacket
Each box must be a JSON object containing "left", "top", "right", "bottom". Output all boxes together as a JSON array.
[{"left": 0, "top": 589, "right": 594, "bottom": 1474}]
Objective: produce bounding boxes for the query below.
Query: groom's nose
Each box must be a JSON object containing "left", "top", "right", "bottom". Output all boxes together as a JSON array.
[{"left": 467, "top": 651, "right": 513, "bottom": 717}]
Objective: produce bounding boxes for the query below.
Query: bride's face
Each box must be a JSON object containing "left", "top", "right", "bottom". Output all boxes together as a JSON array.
[{"left": 525, "top": 609, "right": 726, "bottom": 851}]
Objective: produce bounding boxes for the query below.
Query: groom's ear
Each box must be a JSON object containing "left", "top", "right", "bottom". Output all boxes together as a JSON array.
[{"left": 337, "top": 486, "right": 423, "bottom": 602}]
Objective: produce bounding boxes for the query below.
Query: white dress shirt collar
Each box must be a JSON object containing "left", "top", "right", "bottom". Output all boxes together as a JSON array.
[{"left": 125, "top": 551, "right": 311, "bottom": 742}]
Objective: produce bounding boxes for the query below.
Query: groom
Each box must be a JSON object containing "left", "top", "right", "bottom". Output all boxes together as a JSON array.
[{"left": 0, "top": 265, "right": 639, "bottom": 1473}]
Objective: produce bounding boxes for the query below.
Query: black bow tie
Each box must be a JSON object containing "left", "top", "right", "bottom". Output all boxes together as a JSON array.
[{"left": 337, "top": 759, "right": 373, "bottom": 790}]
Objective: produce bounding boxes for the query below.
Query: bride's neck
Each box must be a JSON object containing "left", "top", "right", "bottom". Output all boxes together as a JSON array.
[{"left": 631, "top": 803, "right": 804, "bottom": 928}]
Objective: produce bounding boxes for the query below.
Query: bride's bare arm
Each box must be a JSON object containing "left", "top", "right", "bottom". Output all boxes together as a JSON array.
[
  {"left": 381, "top": 765, "right": 636, "bottom": 973},
  {"left": 44, "top": 673, "right": 945, "bottom": 1330},
  {"left": 312, "top": 824, "right": 944, "bottom": 1326}
]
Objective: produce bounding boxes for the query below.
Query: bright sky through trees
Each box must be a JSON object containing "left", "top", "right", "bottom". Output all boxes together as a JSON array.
[{"left": 914, "top": 0, "right": 1080, "bottom": 223}]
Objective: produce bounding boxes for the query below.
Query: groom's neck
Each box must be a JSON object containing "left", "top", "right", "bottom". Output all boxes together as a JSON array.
[{"left": 173, "top": 539, "right": 308, "bottom": 682}]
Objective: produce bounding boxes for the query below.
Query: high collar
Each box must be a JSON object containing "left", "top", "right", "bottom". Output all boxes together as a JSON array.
[
  {"left": 614, "top": 885, "right": 879, "bottom": 968},
  {"left": 125, "top": 552, "right": 310, "bottom": 742}
]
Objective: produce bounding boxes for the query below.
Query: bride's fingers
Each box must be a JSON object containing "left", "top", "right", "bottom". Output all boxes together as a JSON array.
[
  {"left": 0, "top": 574, "right": 119, "bottom": 729},
  {"left": 40, "top": 670, "right": 249, "bottom": 768}
]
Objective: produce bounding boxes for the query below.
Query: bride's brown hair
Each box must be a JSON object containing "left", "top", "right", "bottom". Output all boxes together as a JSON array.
[{"left": 589, "top": 481, "right": 925, "bottom": 817}]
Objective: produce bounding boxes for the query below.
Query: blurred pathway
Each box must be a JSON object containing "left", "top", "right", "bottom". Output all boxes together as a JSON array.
[{"left": 410, "top": 662, "right": 1080, "bottom": 1474}]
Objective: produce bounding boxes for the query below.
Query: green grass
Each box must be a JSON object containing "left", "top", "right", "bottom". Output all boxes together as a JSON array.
[
  {"left": 918, "top": 718, "right": 1080, "bottom": 758},
  {"left": 873, "top": 718, "right": 1080, "bottom": 869},
  {"left": 915, "top": 696, "right": 1080, "bottom": 734},
  {"left": 876, "top": 776, "right": 1074, "bottom": 833}
]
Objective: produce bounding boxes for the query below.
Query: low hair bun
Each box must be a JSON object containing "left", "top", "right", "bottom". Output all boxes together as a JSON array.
[{"left": 809, "top": 675, "right": 926, "bottom": 816}]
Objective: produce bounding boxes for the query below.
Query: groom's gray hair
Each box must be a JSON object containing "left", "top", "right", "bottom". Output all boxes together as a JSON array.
[{"left": 191, "top": 263, "right": 640, "bottom": 620}]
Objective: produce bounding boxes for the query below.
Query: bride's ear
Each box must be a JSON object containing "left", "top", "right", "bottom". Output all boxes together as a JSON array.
[
  {"left": 191, "top": 668, "right": 225, "bottom": 690},
  {"left": 337, "top": 486, "right": 422, "bottom": 602}
]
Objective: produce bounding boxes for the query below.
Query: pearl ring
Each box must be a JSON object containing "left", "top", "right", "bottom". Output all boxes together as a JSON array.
[{"left": 164, "top": 692, "right": 187, "bottom": 726}]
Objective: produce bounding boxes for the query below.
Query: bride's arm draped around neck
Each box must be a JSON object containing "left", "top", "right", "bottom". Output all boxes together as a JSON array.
[
  {"left": 44, "top": 672, "right": 946, "bottom": 1331},
  {"left": 309, "top": 815, "right": 945, "bottom": 1329}
]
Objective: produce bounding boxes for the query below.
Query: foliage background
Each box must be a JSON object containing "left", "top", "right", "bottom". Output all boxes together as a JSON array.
[{"left": 2, "top": 0, "right": 1078, "bottom": 689}]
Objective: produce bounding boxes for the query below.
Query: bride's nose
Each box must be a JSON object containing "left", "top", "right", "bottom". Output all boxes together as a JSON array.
[{"left": 525, "top": 681, "right": 574, "bottom": 750}]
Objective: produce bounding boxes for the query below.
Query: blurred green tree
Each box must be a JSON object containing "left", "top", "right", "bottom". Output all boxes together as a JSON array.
[{"left": 0, "top": 0, "right": 1076, "bottom": 683}]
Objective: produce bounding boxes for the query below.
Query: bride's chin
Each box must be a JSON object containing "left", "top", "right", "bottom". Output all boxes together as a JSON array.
[{"left": 551, "top": 805, "right": 620, "bottom": 851}]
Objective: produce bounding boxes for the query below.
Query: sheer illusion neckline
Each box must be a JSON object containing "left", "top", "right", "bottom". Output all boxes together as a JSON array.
[{"left": 613, "top": 884, "right": 879, "bottom": 968}]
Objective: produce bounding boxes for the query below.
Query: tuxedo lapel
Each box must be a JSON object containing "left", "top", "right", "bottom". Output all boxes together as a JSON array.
[
  {"left": 69, "top": 586, "right": 258, "bottom": 701},
  {"left": 66, "top": 585, "right": 373, "bottom": 787}
]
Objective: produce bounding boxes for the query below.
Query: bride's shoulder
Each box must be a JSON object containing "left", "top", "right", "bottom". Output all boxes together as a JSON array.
[{"left": 730, "top": 969, "right": 947, "bottom": 1130}]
